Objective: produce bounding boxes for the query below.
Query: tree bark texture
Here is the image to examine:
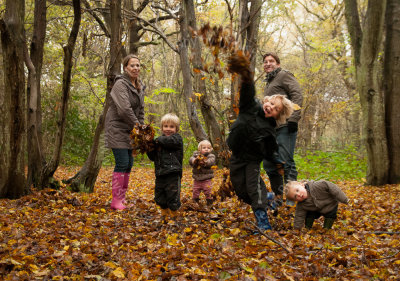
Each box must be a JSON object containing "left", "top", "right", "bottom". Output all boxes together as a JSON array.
[
  {"left": 344, "top": 0, "right": 388, "bottom": 185},
  {"left": 384, "top": 0, "right": 400, "bottom": 184},
  {"left": 27, "top": 0, "right": 47, "bottom": 189},
  {"left": 41, "top": 0, "right": 81, "bottom": 188},
  {"left": 179, "top": 0, "right": 208, "bottom": 142},
  {"left": 0, "top": 0, "right": 27, "bottom": 199}
]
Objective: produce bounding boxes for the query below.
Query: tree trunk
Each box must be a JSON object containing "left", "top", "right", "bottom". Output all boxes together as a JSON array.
[
  {"left": 27, "top": 0, "right": 47, "bottom": 189},
  {"left": 183, "top": 0, "right": 230, "bottom": 161},
  {"left": 344, "top": 0, "right": 388, "bottom": 185},
  {"left": 40, "top": 0, "right": 81, "bottom": 188},
  {"left": 384, "top": 0, "right": 400, "bottom": 184},
  {"left": 179, "top": 0, "right": 208, "bottom": 142},
  {"left": 66, "top": 0, "right": 122, "bottom": 192},
  {"left": 0, "top": 0, "right": 27, "bottom": 199}
]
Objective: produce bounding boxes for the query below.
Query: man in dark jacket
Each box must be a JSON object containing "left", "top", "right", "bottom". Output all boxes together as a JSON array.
[{"left": 262, "top": 52, "right": 303, "bottom": 205}]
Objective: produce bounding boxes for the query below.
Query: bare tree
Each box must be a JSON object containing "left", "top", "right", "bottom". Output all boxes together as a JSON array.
[
  {"left": 27, "top": 0, "right": 47, "bottom": 189},
  {"left": 40, "top": 0, "right": 82, "bottom": 188}
]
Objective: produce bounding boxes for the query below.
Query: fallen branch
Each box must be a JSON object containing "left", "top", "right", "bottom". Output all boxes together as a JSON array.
[{"left": 245, "top": 219, "right": 292, "bottom": 253}]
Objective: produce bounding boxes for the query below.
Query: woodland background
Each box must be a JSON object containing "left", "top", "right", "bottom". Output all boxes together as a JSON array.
[
  {"left": 0, "top": 0, "right": 399, "bottom": 280},
  {"left": 0, "top": 0, "right": 399, "bottom": 197}
]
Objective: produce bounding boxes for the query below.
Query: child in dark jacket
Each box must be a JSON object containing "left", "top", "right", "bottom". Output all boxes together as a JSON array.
[
  {"left": 227, "top": 53, "right": 294, "bottom": 232},
  {"left": 147, "top": 113, "right": 183, "bottom": 222},
  {"left": 189, "top": 140, "right": 216, "bottom": 206},
  {"left": 284, "top": 180, "right": 349, "bottom": 229}
]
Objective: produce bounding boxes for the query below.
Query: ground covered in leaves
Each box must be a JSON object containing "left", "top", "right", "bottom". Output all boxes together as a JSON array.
[{"left": 1, "top": 167, "right": 399, "bottom": 280}]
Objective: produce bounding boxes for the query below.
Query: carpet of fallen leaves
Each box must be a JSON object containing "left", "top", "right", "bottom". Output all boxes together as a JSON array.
[{"left": 1, "top": 167, "right": 399, "bottom": 280}]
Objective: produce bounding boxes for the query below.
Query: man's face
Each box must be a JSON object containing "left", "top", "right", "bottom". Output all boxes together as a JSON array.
[{"left": 263, "top": 55, "right": 280, "bottom": 74}]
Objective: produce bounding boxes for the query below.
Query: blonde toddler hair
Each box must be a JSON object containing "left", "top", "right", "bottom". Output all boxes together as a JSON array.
[
  {"left": 198, "top": 140, "right": 212, "bottom": 150},
  {"left": 161, "top": 113, "right": 180, "bottom": 132},
  {"left": 263, "top": 94, "right": 295, "bottom": 125}
]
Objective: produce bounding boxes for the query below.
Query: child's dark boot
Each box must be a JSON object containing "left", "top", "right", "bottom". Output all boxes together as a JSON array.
[
  {"left": 305, "top": 217, "right": 315, "bottom": 229},
  {"left": 206, "top": 198, "right": 213, "bottom": 206},
  {"left": 323, "top": 218, "right": 335, "bottom": 229},
  {"left": 254, "top": 209, "right": 272, "bottom": 231}
]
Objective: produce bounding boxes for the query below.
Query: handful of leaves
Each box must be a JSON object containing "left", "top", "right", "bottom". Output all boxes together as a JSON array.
[
  {"left": 130, "top": 124, "right": 155, "bottom": 156},
  {"left": 193, "top": 154, "right": 207, "bottom": 169}
]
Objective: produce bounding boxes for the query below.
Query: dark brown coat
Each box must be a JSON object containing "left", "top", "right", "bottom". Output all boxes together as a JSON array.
[
  {"left": 293, "top": 180, "right": 349, "bottom": 229},
  {"left": 105, "top": 74, "right": 145, "bottom": 149},
  {"left": 263, "top": 69, "right": 303, "bottom": 127}
]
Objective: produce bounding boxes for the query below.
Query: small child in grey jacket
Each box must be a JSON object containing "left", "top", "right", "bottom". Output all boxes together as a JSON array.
[
  {"left": 189, "top": 140, "right": 216, "bottom": 206},
  {"left": 284, "top": 180, "right": 349, "bottom": 229}
]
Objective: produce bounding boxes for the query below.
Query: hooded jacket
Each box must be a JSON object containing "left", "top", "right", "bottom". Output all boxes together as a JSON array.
[{"left": 105, "top": 74, "right": 145, "bottom": 149}]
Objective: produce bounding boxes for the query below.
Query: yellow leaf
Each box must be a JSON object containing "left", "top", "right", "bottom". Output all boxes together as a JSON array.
[
  {"left": 292, "top": 103, "right": 301, "bottom": 110},
  {"left": 194, "top": 268, "right": 206, "bottom": 275},
  {"left": 104, "top": 261, "right": 117, "bottom": 269},
  {"left": 167, "top": 233, "right": 179, "bottom": 246},
  {"left": 230, "top": 228, "right": 241, "bottom": 236},
  {"left": 184, "top": 227, "right": 192, "bottom": 233},
  {"left": 112, "top": 267, "right": 125, "bottom": 278}
]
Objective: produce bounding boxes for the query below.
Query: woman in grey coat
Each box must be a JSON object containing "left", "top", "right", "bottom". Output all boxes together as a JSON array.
[{"left": 105, "top": 54, "right": 145, "bottom": 210}]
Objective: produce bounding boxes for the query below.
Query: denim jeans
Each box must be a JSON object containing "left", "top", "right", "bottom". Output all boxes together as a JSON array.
[
  {"left": 112, "top": 148, "right": 134, "bottom": 173},
  {"left": 263, "top": 125, "right": 298, "bottom": 183}
]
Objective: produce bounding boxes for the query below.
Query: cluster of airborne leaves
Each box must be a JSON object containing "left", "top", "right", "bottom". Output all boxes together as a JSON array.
[{"left": 0, "top": 167, "right": 399, "bottom": 280}]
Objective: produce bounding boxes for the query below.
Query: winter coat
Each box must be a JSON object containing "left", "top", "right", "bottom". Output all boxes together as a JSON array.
[
  {"left": 189, "top": 151, "right": 216, "bottom": 181},
  {"left": 293, "top": 180, "right": 350, "bottom": 229},
  {"left": 227, "top": 79, "right": 278, "bottom": 162},
  {"left": 105, "top": 74, "right": 145, "bottom": 149},
  {"left": 147, "top": 133, "right": 183, "bottom": 177},
  {"left": 263, "top": 68, "right": 303, "bottom": 127}
]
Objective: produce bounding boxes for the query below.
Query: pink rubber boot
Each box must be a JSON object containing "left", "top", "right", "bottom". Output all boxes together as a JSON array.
[
  {"left": 121, "top": 172, "right": 131, "bottom": 205},
  {"left": 110, "top": 172, "right": 126, "bottom": 210}
]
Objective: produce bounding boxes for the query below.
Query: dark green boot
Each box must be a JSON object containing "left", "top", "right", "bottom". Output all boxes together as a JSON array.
[
  {"left": 305, "top": 217, "right": 315, "bottom": 229},
  {"left": 323, "top": 218, "right": 335, "bottom": 229}
]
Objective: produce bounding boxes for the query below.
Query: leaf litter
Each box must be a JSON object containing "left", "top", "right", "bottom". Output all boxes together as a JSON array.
[{"left": 0, "top": 167, "right": 399, "bottom": 280}]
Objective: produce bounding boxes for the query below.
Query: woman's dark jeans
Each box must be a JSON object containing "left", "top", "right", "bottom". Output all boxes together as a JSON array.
[{"left": 112, "top": 149, "right": 134, "bottom": 173}]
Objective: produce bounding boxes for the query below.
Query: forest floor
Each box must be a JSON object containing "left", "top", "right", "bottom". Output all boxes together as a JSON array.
[{"left": 1, "top": 167, "right": 399, "bottom": 280}]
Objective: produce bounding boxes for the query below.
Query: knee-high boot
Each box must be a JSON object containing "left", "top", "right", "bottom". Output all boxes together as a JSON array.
[
  {"left": 121, "top": 172, "right": 130, "bottom": 204},
  {"left": 110, "top": 172, "right": 126, "bottom": 210}
]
